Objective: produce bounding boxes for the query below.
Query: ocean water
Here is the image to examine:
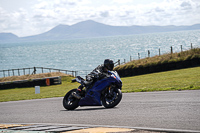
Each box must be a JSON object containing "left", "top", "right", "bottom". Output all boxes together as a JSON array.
[{"left": 0, "top": 30, "right": 200, "bottom": 77}]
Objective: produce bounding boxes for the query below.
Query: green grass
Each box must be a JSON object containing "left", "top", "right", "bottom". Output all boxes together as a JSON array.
[
  {"left": 121, "top": 66, "right": 200, "bottom": 92},
  {"left": 0, "top": 67, "right": 200, "bottom": 102},
  {"left": 0, "top": 76, "right": 79, "bottom": 102}
]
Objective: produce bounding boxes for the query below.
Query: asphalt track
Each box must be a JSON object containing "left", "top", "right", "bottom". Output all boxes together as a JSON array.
[{"left": 0, "top": 90, "right": 200, "bottom": 132}]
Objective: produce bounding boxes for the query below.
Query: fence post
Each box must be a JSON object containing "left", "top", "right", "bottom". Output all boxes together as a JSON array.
[
  {"left": 159, "top": 48, "right": 160, "bottom": 56},
  {"left": 171, "top": 46, "right": 173, "bottom": 54},
  {"left": 23, "top": 68, "right": 25, "bottom": 75},
  {"left": 138, "top": 53, "right": 140, "bottom": 59},
  {"left": 3, "top": 70, "right": 5, "bottom": 77},
  {"left": 181, "top": 45, "right": 182, "bottom": 52},
  {"left": 18, "top": 69, "right": 20, "bottom": 76},
  {"left": 117, "top": 59, "right": 120, "bottom": 66},
  {"left": 72, "top": 71, "right": 77, "bottom": 77},
  {"left": 72, "top": 71, "right": 74, "bottom": 77},
  {"left": 148, "top": 50, "right": 150, "bottom": 57},
  {"left": 191, "top": 43, "right": 193, "bottom": 49},
  {"left": 12, "top": 69, "right": 14, "bottom": 76}
]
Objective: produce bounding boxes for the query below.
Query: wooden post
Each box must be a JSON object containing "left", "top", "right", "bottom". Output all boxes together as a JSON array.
[
  {"left": 148, "top": 50, "right": 150, "bottom": 57},
  {"left": 12, "top": 69, "right": 14, "bottom": 76},
  {"left": 18, "top": 69, "right": 20, "bottom": 76},
  {"left": 191, "top": 43, "right": 193, "bottom": 49},
  {"left": 171, "top": 46, "right": 173, "bottom": 54},
  {"left": 138, "top": 53, "right": 140, "bottom": 59},
  {"left": 23, "top": 68, "right": 25, "bottom": 75},
  {"left": 181, "top": 45, "right": 182, "bottom": 52},
  {"left": 8, "top": 70, "right": 10, "bottom": 77},
  {"left": 72, "top": 71, "right": 77, "bottom": 77},
  {"left": 3, "top": 70, "right": 5, "bottom": 77},
  {"left": 118, "top": 59, "right": 120, "bottom": 65},
  {"left": 124, "top": 59, "right": 126, "bottom": 64},
  {"left": 159, "top": 48, "right": 160, "bottom": 56}
]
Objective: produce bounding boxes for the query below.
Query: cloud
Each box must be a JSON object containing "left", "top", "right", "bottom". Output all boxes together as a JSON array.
[
  {"left": 0, "top": 0, "right": 200, "bottom": 37},
  {"left": 0, "top": 7, "right": 29, "bottom": 32},
  {"left": 111, "top": 0, "right": 133, "bottom": 4}
]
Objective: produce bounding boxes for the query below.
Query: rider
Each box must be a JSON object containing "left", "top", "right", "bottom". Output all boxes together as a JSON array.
[{"left": 72, "top": 59, "right": 114, "bottom": 99}]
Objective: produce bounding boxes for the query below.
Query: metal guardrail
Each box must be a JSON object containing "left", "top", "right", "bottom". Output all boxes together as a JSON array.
[
  {"left": 0, "top": 67, "right": 77, "bottom": 78},
  {"left": 0, "top": 59, "right": 132, "bottom": 78}
]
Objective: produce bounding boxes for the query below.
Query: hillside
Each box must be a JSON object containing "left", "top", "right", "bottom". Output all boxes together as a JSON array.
[{"left": 1, "top": 20, "right": 200, "bottom": 42}]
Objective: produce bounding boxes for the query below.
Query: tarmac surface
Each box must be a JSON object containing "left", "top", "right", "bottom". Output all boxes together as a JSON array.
[{"left": 0, "top": 90, "right": 200, "bottom": 132}]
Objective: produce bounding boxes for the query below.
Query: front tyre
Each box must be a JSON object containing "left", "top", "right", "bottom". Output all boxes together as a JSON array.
[
  {"left": 102, "top": 89, "right": 122, "bottom": 108},
  {"left": 63, "top": 89, "right": 79, "bottom": 110}
]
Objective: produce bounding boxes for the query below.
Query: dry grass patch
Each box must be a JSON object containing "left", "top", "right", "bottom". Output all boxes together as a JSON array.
[
  {"left": 114, "top": 48, "right": 200, "bottom": 71},
  {"left": 0, "top": 72, "right": 70, "bottom": 82}
]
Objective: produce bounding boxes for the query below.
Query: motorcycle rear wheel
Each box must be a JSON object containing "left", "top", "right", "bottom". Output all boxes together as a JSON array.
[
  {"left": 63, "top": 89, "right": 79, "bottom": 110},
  {"left": 102, "top": 88, "right": 122, "bottom": 108}
]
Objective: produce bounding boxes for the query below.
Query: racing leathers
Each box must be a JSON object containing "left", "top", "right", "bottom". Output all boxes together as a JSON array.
[{"left": 77, "top": 64, "right": 109, "bottom": 91}]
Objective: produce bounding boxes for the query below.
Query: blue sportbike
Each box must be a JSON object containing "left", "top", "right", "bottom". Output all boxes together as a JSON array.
[{"left": 63, "top": 71, "right": 122, "bottom": 110}]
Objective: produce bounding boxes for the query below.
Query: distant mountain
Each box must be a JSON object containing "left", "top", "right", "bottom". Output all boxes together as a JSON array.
[
  {"left": 1, "top": 20, "right": 200, "bottom": 42},
  {"left": 0, "top": 33, "right": 19, "bottom": 42}
]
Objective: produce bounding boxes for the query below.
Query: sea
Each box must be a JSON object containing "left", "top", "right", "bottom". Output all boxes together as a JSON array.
[{"left": 0, "top": 30, "right": 200, "bottom": 77}]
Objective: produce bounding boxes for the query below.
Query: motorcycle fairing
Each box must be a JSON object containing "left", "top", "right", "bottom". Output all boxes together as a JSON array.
[{"left": 78, "top": 77, "right": 117, "bottom": 106}]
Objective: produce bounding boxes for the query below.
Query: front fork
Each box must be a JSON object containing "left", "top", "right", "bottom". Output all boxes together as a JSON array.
[
  {"left": 108, "top": 85, "right": 114, "bottom": 95},
  {"left": 103, "top": 85, "right": 115, "bottom": 97}
]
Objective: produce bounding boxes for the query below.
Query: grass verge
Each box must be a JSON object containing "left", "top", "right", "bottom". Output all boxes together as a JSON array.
[
  {"left": 0, "top": 76, "right": 78, "bottom": 102},
  {"left": 0, "top": 67, "right": 200, "bottom": 102}
]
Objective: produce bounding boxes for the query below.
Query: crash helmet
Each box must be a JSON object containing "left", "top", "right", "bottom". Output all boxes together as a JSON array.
[{"left": 104, "top": 59, "right": 114, "bottom": 71}]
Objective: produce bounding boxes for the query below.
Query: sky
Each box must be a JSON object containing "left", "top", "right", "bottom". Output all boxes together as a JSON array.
[{"left": 0, "top": 0, "right": 200, "bottom": 37}]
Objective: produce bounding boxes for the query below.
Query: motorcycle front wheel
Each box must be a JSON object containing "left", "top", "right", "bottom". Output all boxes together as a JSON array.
[
  {"left": 102, "top": 88, "right": 122, "bottom": 108},
  {"left": 63, "top": 89, "right": 79, "bottom": 110}
]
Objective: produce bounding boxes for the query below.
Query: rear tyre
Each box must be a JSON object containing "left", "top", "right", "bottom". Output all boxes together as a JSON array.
[
  {"left": 63, "top": 89, "right": 79, "bottom": 110},
  {"left": 102, "top": 89, "right": 122, "bottom": 108}
]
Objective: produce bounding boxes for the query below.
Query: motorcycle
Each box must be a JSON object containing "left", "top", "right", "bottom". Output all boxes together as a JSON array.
[{"left": 63, "top": 71, "right": 122, "bottom": 110}]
